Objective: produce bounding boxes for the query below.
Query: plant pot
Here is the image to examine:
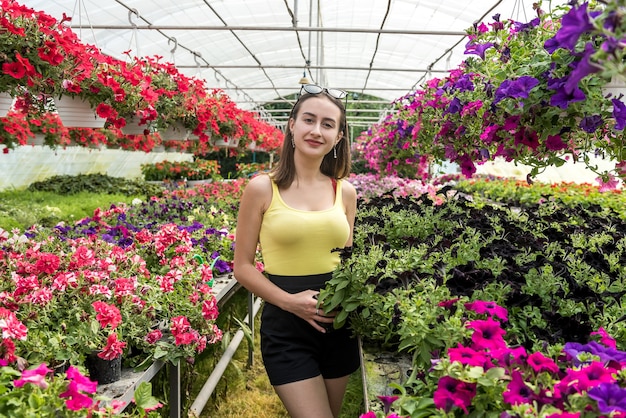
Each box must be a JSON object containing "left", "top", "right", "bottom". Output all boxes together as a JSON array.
[
  {"left": 26, "top": 134, "right": 45, "bottom": 146},
  {"left": 603, "top": 76, "right": 626, "bottom": 102},
  {"left": 85, "top": 352, "right": 122, "bottom": 384},
  {"left": 187, "top": 179, "right": 213, "bottom": 187},
  {"left": 213, "top": 137, "right": 239, "bottom": 148},
  {"left": 54, "top": 96, "right": 106, "bottom": 128},
  {"left": 0, "top": 92, "right": 14, "bottom": 116},
  {"left": 121, "top": 118, "right": 150, "bottom": 135},
  {"left": 159, "top": 123, "right": 189, "bottom": 141}
]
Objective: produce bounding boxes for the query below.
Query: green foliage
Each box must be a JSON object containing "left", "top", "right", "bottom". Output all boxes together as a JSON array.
[
  {"left": 0, "top": 176, "right": 163, "bottom": 230},
  {"left": 26, "top": 173, "right": 164, "bottom": 196}
]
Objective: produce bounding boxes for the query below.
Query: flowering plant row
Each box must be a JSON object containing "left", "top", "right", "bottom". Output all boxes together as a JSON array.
[
  {"left": 362, "top": 302, "right": 626, "bottom": 417},
  {"left": 0, "top": 178, "right": 251, "bottom": 377},
  {"left": 355, "top": 1, "right": 626, "bottom": 188},
  {"left": 140, "top": 159, "right": 221, "bottom": 181}
]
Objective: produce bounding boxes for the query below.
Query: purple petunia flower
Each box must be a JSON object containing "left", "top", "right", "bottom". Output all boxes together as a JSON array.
[
  {"left": 579, "top": 115, "right": 603, "bottom": 133},
  {"left": 464, "top": 40, "right": 495, "bottom": 60},
  {"left": 454, "top": 74, "right": 475, "bottom": 93},
  {"left": 549, "top": 84, "right": 586, "bottom": 109},
  {"left": 587, "top": 383, "right": 626, "bottom": 414},
  {"left": 548, "top": 3, "right": 594, "bottom": 52},
  {"left": 612, "top": 98, "right": 626, "bottom": 130},
  {"left": 562, "top": 43, "right": 600, "bottom": 94},
  {"left": 444, "top": 97, "right": 463, "bottom": 115}
]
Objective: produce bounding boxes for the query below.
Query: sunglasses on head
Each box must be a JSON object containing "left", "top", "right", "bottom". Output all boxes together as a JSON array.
[{"left": 300, "top": 84, "right": 347, "bottom": 101}]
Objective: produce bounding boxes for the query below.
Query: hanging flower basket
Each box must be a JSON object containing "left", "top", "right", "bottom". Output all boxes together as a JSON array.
[
  {"left": 26, "top": 134, "right": 46, "bottom": 146},
  {"left": 213, "top": 137, "right": 239, "bottom": 148},
  {"left": 159, "top": 122, "right": 189, "bottom": 141},
  {"left": 0, "top": 92, "right": 14, "bottom": 117},
  {"left": 121, "top": 118, "right": 150, "bottom": 135},
  {"left": 54, "top": 96, "right": 106, "bottom": 128}
]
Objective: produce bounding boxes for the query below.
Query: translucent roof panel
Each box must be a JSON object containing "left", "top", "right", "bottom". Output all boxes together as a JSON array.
[{"left": 20, "top": 0, "right": 566, "bottom": 128}]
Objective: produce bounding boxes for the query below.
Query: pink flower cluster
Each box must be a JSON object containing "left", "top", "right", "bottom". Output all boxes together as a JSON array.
[{"left": 433, "top": 300, "right": 626, "bottom": 416}]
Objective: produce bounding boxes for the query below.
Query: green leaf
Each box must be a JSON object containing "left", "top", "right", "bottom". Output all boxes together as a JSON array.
[{"left": 134, "top": 382, "right": 162, "bottom": 411}]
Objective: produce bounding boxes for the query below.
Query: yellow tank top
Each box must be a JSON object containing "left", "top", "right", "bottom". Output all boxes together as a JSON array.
[{"left": 259, "top": 179, "right": 350, "bottom": 276}]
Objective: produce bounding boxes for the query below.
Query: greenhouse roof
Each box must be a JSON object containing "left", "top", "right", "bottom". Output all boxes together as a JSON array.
[{"left": 21, "top": 0, "right": 565, "bottom": 129}]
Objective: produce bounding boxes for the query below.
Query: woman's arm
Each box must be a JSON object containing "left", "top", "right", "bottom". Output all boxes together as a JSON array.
[{"left": 342, "top": 179, "right": 357, "bottom": 247}]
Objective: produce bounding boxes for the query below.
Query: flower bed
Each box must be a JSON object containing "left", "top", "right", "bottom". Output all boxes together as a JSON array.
[{"left": 140, "top": 159, "right": 221, "bottom": 181}]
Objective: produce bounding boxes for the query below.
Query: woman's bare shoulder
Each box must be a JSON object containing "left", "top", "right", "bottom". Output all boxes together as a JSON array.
[
  {"left": 244, "top": 173, "right": 273, "bottom": 197},
  {"left": 340, "top": 178, "right": 357, "bottom": 197}
]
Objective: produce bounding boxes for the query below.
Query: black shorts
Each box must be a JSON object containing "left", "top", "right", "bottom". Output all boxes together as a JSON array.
[{"left": 260, "top": 273, "right": 361, "bottom": 386}]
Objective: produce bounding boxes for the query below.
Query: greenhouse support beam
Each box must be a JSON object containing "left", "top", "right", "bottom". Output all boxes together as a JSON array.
[
  {"left": 177, "top": 64, "right": 447, "bottom": 73},
  {"left": 72, "top": 24, "right": 466, "bottom": 36},
  {"left": 188, "top": 295, "right": 263, "bottom": 417}
]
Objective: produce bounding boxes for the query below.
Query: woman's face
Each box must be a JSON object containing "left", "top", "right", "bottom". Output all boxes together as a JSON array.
[{"left": 289, "top": 95, "right": 343, "bottom": 158}]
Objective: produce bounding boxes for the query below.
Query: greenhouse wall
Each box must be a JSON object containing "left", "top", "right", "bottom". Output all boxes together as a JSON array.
[
  {"left": 0, "top": 147, "right": 193, "bottom": 190},
  {"left": 475, "top": 155, "right": 618, "bottom": 185}
]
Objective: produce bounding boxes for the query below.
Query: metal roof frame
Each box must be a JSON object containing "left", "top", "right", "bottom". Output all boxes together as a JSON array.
[{"left": 20, "top": 0, "right": 562, "bottom": 130}]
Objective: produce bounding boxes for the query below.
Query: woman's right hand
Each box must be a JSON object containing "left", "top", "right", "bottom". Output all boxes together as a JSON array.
[{"left": 289, "top": 290, "right": 335, "bottom": 333}]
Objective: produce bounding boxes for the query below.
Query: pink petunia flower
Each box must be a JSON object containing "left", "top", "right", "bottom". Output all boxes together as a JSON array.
[
  {"left": 464, "top": 300, "right": 508, "bottom": 322},
  {"left": 433, "top": 376, "right": 476, "bottom": 414},
  {"left": 98, "top": 333, "right": 127, "bottom": 360},
  {"left": 92, "top": 301, "right": 122, "bottom": 329},
  {"left": 503, "top": 370, "right": 534, "bottom": 405},
  {"left": 13, "top": 363, "right": 53, "bottom": 389},
  {"left": 466, "top": 318, "right": 507, "bottom": 350}
]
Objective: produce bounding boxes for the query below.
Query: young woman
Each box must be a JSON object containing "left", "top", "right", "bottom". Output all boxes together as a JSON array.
[{"left": 233, "top": 84, "right": 359, "bottom": 418}]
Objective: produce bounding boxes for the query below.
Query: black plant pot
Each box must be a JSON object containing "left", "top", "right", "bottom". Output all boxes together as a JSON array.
[{"left": 85, "top": 353, "right": 122, "bottom": 384}]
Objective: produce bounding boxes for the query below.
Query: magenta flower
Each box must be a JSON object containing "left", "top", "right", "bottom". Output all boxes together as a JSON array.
[
  {"left": 359, "top": 413, "right": 377, "bottom": 418},
  {"left": 466, "top": 318, "right": 506, "bottom": 350},
  {"left": 545, "top": 134, "right": 567, "bottom": 151},
  {"left": 464, "top": 300, "right": 508, "bottom": 322},
  {"left": 447, "top": 344, "right": 490, "bottom": 367},
  {"left": 60, "top": 383, "right": 95, "bottom": 411},
  {"left": 502, "top": 370, "right": 534, "bottom": 406},
  {"left": 66, "top": 366, "right": 97, "bottom": 394},
  {"left": 433, "top": 376, "right": 476, "bottom": 414},
  {"left": 555, "top": 361, "right": 617, "bottom": 396},
  {"left": 377, "top": 395, "right": 399, "bottom": 415},
  {"left": 492, "top": 346, "right": 527, "bottom": 368},
  {"left": 13, "top": 363, "right": 52, "bottom": 389},
  {"left": 527, "top": 352, "right": 559, "bottom": 374},
  {"left": 591, "top": 327, "right": 617, "bottom": 349},
  {"left": 59, "top": 366, "right": 97, "bottom": 411}
]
